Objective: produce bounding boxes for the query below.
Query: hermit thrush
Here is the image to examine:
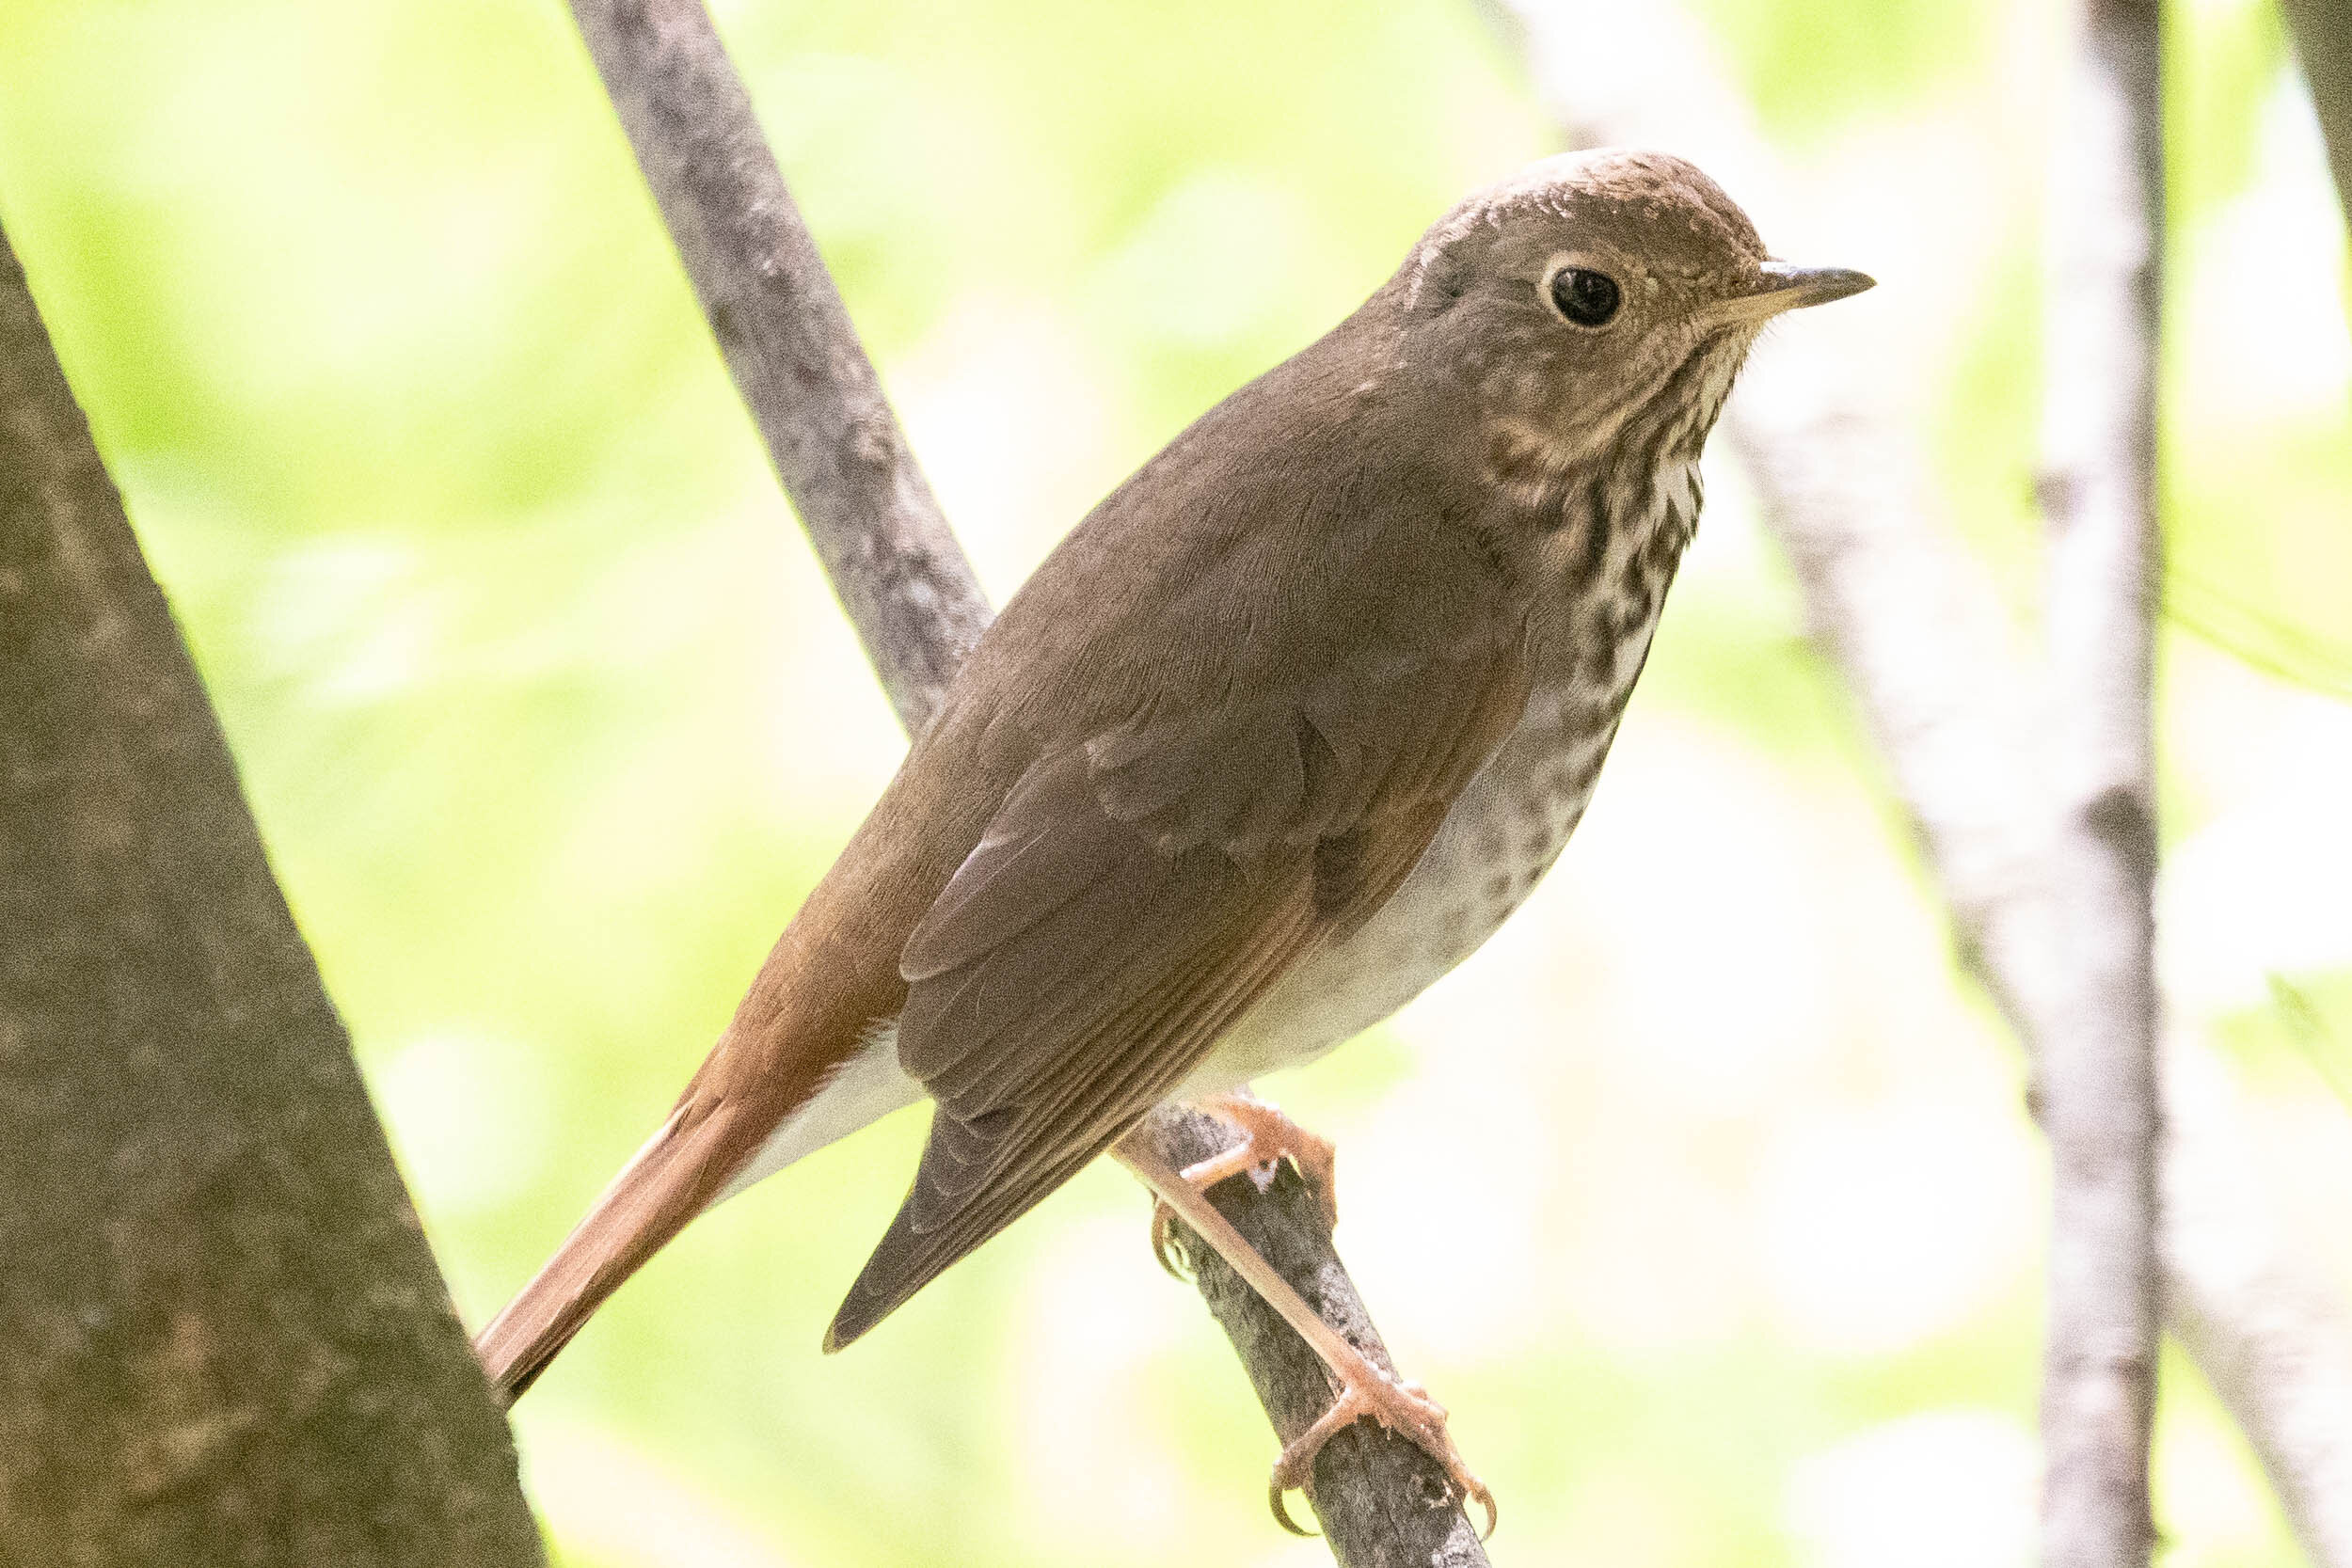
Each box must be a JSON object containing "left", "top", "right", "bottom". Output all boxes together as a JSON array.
[{"left": 477, "top": 147, "right": 1870, "bottom": 1525}]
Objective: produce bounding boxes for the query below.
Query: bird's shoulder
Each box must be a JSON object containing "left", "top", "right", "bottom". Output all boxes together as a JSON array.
[{"left": 968, "top": 334, "right": 1529, "bottom": 760}]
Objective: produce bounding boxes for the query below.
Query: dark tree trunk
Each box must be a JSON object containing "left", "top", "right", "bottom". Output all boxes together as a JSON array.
[{"left": 0, "top": 227, "right": 542, "bottom": 1566}]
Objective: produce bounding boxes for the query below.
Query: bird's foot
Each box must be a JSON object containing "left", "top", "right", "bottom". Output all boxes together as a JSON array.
[
  {"left": 1268, "top": 1369, "right": 1496, "bottom": 1539},
  {"left": 1114, "top": 1128, "right": 1498, "bottom": 1540},
  {"left": 1185, "top": 1092, "right": 1339, "bottom": 1224},
  {"left": 1150, "top": 1092, "right": 1337, "bottom": 1276}
]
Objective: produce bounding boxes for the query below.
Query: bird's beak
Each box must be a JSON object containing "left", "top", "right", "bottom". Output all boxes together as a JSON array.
[{"left": 1709, "top": 261, "right": 1876, "bottom": 325}]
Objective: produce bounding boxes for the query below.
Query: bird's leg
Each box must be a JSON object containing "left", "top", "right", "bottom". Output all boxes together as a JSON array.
[
  {"left": 1145, "top": 1090, "right": 1337, "bottom": 1273},
  {"left": 1114, "top": 1131, "right": 1495, "bottom": 1539}
]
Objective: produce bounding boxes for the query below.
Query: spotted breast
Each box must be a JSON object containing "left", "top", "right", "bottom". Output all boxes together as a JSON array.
[{"left": 1178, "top": 442, "right": 1706, "bottom": 1094}]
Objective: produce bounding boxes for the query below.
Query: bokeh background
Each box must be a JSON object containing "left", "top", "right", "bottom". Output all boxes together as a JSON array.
[{"left": 4, "top": 0, "right": 2349, "bottom": 1562}]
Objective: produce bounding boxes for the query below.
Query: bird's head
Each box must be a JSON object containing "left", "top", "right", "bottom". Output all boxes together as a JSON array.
[{"left": 1395, "top": 148, "right": 1871, "bottom": 478}]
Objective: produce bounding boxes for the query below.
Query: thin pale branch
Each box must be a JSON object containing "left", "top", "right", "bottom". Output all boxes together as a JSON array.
[
  {"left": 1481, "top": 1, "right": 2352, "bottom": 1561},
  {"left": 0, "top": 223, "right": 542, "bottom": 1564},
  {"left": 563, "top": 0, "right": 1481, "bottom": 1556},
  {"left": 2279, "top": 0, "right": 2352, "bottom": 232},
  {"left": 2036, "top": 1, "right": 2165, "bottom": 1560}
]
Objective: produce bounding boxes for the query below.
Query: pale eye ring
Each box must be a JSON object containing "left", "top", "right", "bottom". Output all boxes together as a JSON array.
[{"left": 1546, "top": 265, "right": 1622, "bottom": 328}]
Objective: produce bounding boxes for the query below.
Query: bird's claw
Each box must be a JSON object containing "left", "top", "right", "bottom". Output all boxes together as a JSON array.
[
  {"left": 1149, "top": 1197, "right": 1191, "bottom": 1277},
  {"left": 1264, "top": 1370, "right": 1497, "bottom": 1539},
  {"left": 1180, "top": 1093, "right": 1340, "bottom": 1230},
  {"left": 1133, "top": 1097, "right": 1493, "bottom": 1537},
  {"left": 1142, "top": 1094, "right": 1337, "bottom": 1275}
]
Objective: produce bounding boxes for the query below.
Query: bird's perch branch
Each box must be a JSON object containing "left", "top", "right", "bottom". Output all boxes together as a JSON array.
[
  {"left": 1483, "top": 0, "right": 2352, "bottom": 1561},
  {"left": 562, "top": 0, "right": 1486, "bottom": 1556},
  {"left": 2037, "top": 1, "right": 2164, "bottom": 1560},
  {"left": 0, "top": 226, "right": 542, "bottom": 1563},
  {"left": 566, "top": 0, "right": 990, "bottom": 734},
  {"left": 1139, "top": 1107, "right": 1497, "bottom": 1564}
]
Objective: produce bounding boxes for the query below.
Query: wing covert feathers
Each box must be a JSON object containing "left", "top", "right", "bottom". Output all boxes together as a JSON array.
[
  {"left": 828, "top": 640, "right": 1530, "bottom": 1350},
  {"left": 486, "top": 310, "right": 1548, "bottom": 1375}
]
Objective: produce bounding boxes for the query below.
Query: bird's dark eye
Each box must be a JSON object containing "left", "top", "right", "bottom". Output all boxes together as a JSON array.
[{"left": 1549, "top": 266, "right": 1621, "bottom": 327}]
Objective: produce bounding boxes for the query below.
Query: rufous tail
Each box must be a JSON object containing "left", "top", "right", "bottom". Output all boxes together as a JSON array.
[
  {"left": 472, "top": 700, "right": 992, "bottom": 1398},
  {"left": 472, "top": 1101, "right": 753, "bottom": 1401}
]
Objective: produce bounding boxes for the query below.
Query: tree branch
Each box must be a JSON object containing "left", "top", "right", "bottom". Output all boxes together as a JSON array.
[
  {"left": 2280, "top": 0, "right": 2352, "bottom": 233},
  {"left": 0, "top": 227, "right": 542, "bottom": 1563},
  {"left": 1481, "top": 2, "right": 2352, "bottom": 1562},
  {"left": 1139, "top": 1107, "right": 1495, "bottom": 1563},
  {"left": 566, "top": 0, "right": 991, "bottom": 734},
  {"left": 2036, "top": 2, "right": 2165, "bottom": 1560},
  {"left": 562, "top": 1, "right": 1484, "bottom": 1556}
]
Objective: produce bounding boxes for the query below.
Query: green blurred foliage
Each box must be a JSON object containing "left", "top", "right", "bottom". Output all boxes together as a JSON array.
[
  {"left": 2, "top": 0, "right": 2346, "bottom": 1564},
  {"left": 1689, "top": 0, "right": 1981, "bottom": 139}
]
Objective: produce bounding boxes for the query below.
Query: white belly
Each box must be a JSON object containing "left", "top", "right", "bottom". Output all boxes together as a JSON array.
[{"left": 1174, "top": 679, "right": 1627, "bottom": 1095}]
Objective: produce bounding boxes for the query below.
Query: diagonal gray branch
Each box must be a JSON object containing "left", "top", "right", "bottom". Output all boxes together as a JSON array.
[
  {"left": 567, "top": 0, "right": 990, "bottom": 734},
  {"left": 561, "top": 0, "right": 1486, "bottom": 1558},
  {"left": 1141, "top": 1106, "right": 1496, "bottom": 1566},
  {"left": 2036, "top": 2, "right": 2165, "bottom": 1560},
  {"left": 1482, "top": 1, "right": 2352, "bottom": 1561},
  {"left": 0, "top": 224, "right": 542, "bottom": 1565}
]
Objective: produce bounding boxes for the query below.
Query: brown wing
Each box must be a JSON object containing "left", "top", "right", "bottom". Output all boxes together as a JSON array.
[{"left": 824, "top": 629, "right": 1527, "bottom": 1349}]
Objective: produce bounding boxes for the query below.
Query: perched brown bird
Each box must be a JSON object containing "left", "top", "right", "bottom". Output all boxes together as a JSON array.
[{"left": 477, "top": 147, "right": 1870, "bottom": 1524}]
